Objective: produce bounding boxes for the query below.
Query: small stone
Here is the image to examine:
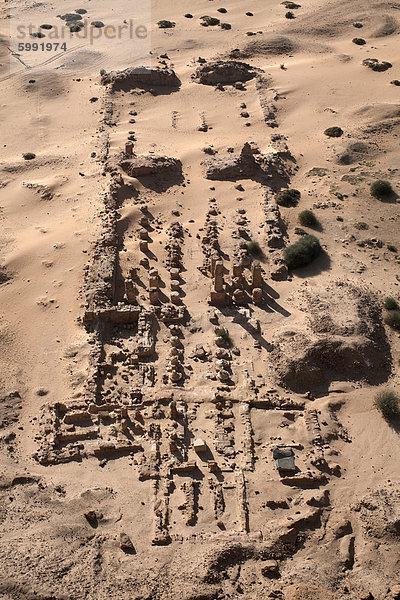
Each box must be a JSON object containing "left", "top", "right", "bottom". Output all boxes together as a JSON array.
[
  {"left": 194, "top": 438, "right": 207, "bottom": 452},
  {"left": 120, "top": 532, "right": 135, "bottom": 553},
  {"left": 261, "top": 559, "right": 279, "bottom": 578}
]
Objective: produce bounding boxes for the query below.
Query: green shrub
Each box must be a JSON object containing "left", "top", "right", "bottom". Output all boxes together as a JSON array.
[
  {"left": 276, "top": 188, "right": 300, "bottom": 207},
  {"left": 374, "top": 390, "right": 399, "bottom": 418},
  {"left": 324, "top": 126, "right": 343, "bottom": 137},
  {"left": 247, "top": 240, "right": 262, "bottom": 256},
  {"left": 285, "top": 11, "right": 295, "bottom": 18},
  {"left": 387, "top": 244, "right": 398, "bottom": 253},
  {"left": 215, "top": 327, "right": 229, "bottom": 339},
  {"left": 384, "top": 310, "right": 400, "bottom": 331},
  {"left": 391, "top": 79, "right": 400, "bottom": 86},
  {"left": 384, "top": 296, "right": 399, "bottom": 311},
  {"left": 246, "top": 11, "right": 253, "bottom": 16},
  {"left": 283, "top": 234, "right": 322, "bottom": 269},
  {"left": 298, "top": 209, "right": 319, "bottom": 228},
  {"left": 221, "top": 22, "right": 231, "bottom": 29},
  {"left": 100, "top": 68, "right": 106, "bottom": 76},
  {"left": 184, "top": 13, "right": 193, "bottom": 18},
  {"left": 158, "top": 19, "right": 175, "bottom": 28},
  {"left": 23, "top": 152, "right": 36, "bottom": 160},
  {"left": 91, "top": 21, "right": 104, "bottom": 27},
  {"left": 217, "top": 7, "right": 228, "bottom": 13},
  {"left": 370, "top": 179, "right": 393, "bottom": 199},
  {"left": 352, "top": 37, "right": 366, "bottom": 45}
]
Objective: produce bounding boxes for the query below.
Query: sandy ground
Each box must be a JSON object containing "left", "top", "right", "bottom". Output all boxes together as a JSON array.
[{"left": 0, "top": 0, "right": 399, "bottom": 599}]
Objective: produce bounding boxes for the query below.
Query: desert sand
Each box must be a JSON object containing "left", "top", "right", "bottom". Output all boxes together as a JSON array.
[{"left": 0, "top": 0, "right": 399, "bottom": 599}]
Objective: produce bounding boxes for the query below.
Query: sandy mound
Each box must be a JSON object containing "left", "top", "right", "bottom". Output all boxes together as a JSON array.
[
  {"left": 355, "top": 486, "right": 400, "bottom": 540},
  {"left": 351, "top": 103, "right": 400, "bottom": 122},
  {"left": 371, "top": 14, "right": 398, "bottom": 37},
  {"left": 284, "top": 0, "right": 396, "bottom": 38},
  {"left": 229, "top": 34, "right": 296, "bottom": 58},
  {"left": 271, "top": 281, "right": 391, "bottom": 392},
  {"left": 334, "top": 140, "right": 371, "bottom": 164}
]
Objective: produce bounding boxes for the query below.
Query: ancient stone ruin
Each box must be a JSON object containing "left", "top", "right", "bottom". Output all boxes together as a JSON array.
[
  {"left": 101, "top": 66, "right": 181, "bottom": 92},
  {"left": 30, "top": 56, "right": 360, "bottom": 597},
  {"left": 192, "top": 60, "right": 261, "bottom": 85},
  {"left": 203, "top": 139, "right": 292, "bottom": 182}
]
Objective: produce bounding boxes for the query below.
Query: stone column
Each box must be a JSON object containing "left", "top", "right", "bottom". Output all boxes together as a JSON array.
[
  {"left": 125, "top": 279, "right": 138, "bottom": 304},
  {"left": 214, "top": 261, "right": 224, "bottom": 292},
  {"left": 251, "top": 262, "right": 262, "bottom": 289},
  {"left": 125, "top": 141, "right": 134, "bottom": 155}
]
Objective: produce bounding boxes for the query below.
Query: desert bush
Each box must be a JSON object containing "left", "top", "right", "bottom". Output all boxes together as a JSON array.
[
  {"left": 100, "top": 68, "right": 106, "bottom": 76},
  {"left": 384, "top": 310, "right": 400, "bottom": 331},
  {"left": 60, "top": 13, "right": 82, "bottom": 21},
  {"left": 276, "top": 188, "right": 300, "bottom": 207},
  {"left": 184, "top": 13, "right": 193, "bottom": 18},
  {"left": 374, "top": 390, "right": 399, "bottom": 418},
  {"left": 201, "top": 16, "right": 220, "bottom": 26},
  {"left": 282, "top": 1, "right": 301, "bottom": 7},
  {"left": 336, "top": 215, "right": 344, "bottom": 222},
  {"left": 324, "top": 126, "right": 343, "bottom": 137},
  {"left": 40, "top": 24, "right": 53, "bottom": 30},
  {"left": 284, "top": 234, "right": 322, "bottom": 269},
  {"left": 363, "top": 58, "right": 392, "bottom": 72},
  {"left": 203, "top": 146, "right": 217, "bottom": 155},
  {"left": 352, "top": 38, "right": 366, "bottom": 45},
  {"left": 387, "top": 244, "right": 398, "bottom": 253},
  {"left": 285, "top": 11, "right": 295, "bottom": 18},
  {"left": 370, "top": 179, "right": 393, "bottom": 199},
  {"left": 158, "top": 20, "right": 175, "bottom": 28},
  {"left": 353, "top": 22, "right": 363, "bottom": 28},
  {"left": 298, "top": 209, "right": 319, "bottom": 228},
  {"left": 246, "top": 12, "right": 254, "bottom": 16},
  {"left": 91, "top": 21, "right": 104, "bottom": 27},
  {"left": 221, "top": 22, "right": 231, "bottom": 29},
  {"left": 69, "top": 23, "right": 83, "bottom": 32},
  {"left": 354, "top": 221, "right": 369, "bottom": 230},
  {"left": 217, "top": 7, "right": 228, "bottom": 13},
  {"left": 23, "top": 152, "right": 36, "bottom": 160},
  {"left": 215, "top": 327, "right": 229, "bottom": 339},
  {"left": 384, "top": 296, "right": 399, "bottom": 311},
  {"left": 247, "top": 239, "right": 262, "bottom": 256},
  {"left": 391, "top": 79, "right": 400, "bottom": 86}
]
